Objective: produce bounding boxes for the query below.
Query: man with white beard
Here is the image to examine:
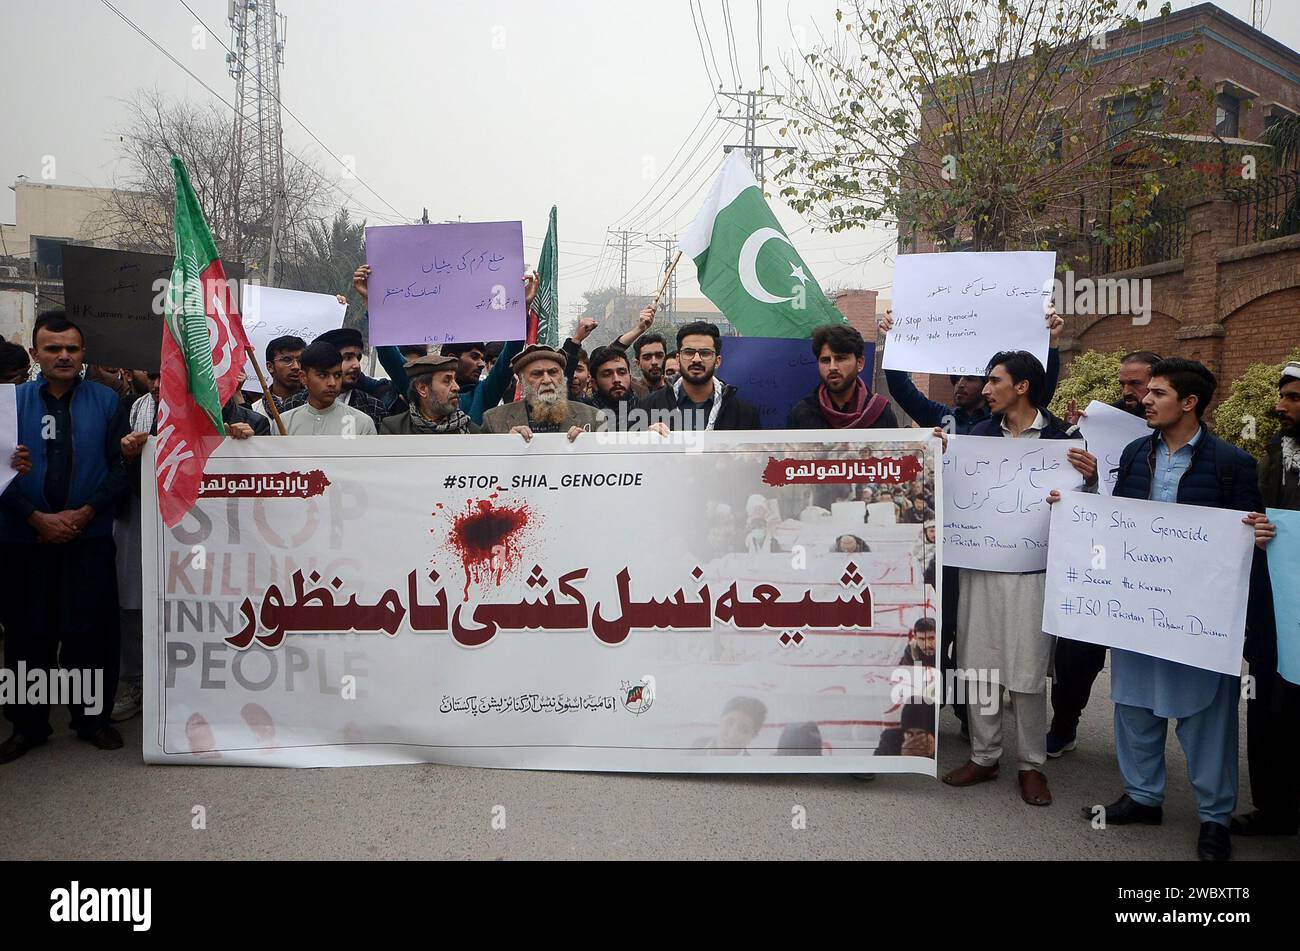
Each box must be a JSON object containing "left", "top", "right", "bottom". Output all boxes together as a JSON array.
[{"left": 480, "top": 345, "right": 598, "bottom": 441}]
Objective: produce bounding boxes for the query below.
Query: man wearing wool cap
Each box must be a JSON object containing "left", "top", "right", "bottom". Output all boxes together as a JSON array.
[
  {"left": 380, "top": 354, "right": 478, "bottom": 435},
  {"left": 479, "top": 344, "right": 597, "bottom": 442}
]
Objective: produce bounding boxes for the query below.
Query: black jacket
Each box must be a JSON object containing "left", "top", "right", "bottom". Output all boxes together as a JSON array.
[
  {"left": 223, "top": 399, "right": 272, "bottom": 435},
  {"left": 639, "top": 381, "right": 762, "bottom": 431},
  {"left": 786, "top": 385, "right": 899, "bottom": 430}
]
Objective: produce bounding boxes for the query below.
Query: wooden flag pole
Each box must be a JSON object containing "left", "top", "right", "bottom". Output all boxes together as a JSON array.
[
  {"left": 245, "top": 345, "right": 287, "bottom": 436},
  {"left": 649, "top": 250, "right": 682, "bottom": 313}
]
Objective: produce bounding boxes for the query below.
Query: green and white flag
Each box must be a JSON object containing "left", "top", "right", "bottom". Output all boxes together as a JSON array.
[
  {"left": 535, "top": 205, "right": 559, "bottom": 347},
  {"left": 679, "top": 150, "right": 844, "bottom": 338}
]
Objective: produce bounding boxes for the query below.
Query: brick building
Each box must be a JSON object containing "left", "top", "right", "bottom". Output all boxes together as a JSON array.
[{"left": 900, "top": 2, "right": 1300, "bottom": 412}]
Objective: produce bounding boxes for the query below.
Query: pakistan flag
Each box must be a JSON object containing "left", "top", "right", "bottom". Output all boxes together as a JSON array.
[{"left": 679, "top": 150, "right": 845, "bottom": 338}]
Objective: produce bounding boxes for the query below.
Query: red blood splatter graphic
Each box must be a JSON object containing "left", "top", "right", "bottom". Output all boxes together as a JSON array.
[{"left": 441, "top": 493, "right": 536, "bottom": 598}]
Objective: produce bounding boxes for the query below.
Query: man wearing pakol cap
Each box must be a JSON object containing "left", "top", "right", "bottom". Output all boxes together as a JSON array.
[
  {"left": 279, "top": 326, "right": 387, "bottom": 428},
  {"left": 1235, "top": 358, "right": 1300, "bottom": 838},
  {"left": 380, "top": 354, "right": 478, "bottom": 435},
  {"left": 480, "top": 345, "right": 597, "bottom": 441}
]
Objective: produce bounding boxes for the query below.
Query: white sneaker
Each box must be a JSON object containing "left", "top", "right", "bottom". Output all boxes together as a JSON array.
[{"left": 111, "top": 682, "right": 143, "bottom": 722}]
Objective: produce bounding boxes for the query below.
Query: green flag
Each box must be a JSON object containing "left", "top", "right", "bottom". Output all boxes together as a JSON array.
[
  {"left": 535, "top": 206, "right": 559, "bottom": 347},
  {"left": 679, "top": 151, "right": 844, "bottom": 337}
]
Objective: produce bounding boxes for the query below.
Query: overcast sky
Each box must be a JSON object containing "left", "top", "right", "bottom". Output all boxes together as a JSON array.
[{"left": 3, "top": 0, "right": 1297, "bottom": 319}]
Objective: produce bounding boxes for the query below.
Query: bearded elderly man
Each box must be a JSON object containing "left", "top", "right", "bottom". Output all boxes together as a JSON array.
[
  {"left": 480, "top": 344, "right": 598, "bottom": 442},
  {"left": 380, "top": 354, "right": 478, "bottom": 434}
]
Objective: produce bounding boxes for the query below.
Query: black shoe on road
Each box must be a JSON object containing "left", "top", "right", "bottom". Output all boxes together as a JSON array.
[
  {"left": 1197, "top": 822, "right": 1232, "bottom": 861},
  {"left": 76, "top": 725, "right": 124, "bottom": 751},
  {"left": 0, "top": 732, "right": 49, "bottom": 764},
  {"left": 1081, "top": 793, "right": 1163, "bottom": 825}
]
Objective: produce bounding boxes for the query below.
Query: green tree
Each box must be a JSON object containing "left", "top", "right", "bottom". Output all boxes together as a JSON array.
[
  {"left": 284, "top": 209, "right": 368, "bottom": 332},
  {"left": 776, "top": 0, "right": 1211, "bottom": 269},
  {"left": 1049, "top": 350, "right": 1122, "bottom": 418},
  {"left": 1213, "top": 349, "right": 1300, "bottom": 461}
]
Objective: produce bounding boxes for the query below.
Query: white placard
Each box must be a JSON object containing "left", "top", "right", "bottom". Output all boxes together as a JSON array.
[
  {"left": 240, "top": 284, "right": 348, "bottom": 370},
  {"left": 1077, "top": 400, "right": 1150, "bottom": 495},
  {"left": 0, "top": 384, "right": 17, "bottom": 496},
  {"left": 942, "top": 434, "right": 1085, "bottom": 572},
  {"left": 1042, "top": 491, "right": 1252, "bottom": 675},
  {"left": 884, "top": 251, "right": 1054, "bottom": 376}
]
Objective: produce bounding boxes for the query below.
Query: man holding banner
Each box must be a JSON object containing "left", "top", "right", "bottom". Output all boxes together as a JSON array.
[
  {"left": 1072, "top": 358, "right": 1261, "bottom": 861},
  {"left": 0, "top": 312, "right": 129, "bottom": 762}
]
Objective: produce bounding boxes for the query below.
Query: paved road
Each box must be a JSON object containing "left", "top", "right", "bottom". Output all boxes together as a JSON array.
[{"left": 3, "top": 668, "right": 1298, "bottom": 860}]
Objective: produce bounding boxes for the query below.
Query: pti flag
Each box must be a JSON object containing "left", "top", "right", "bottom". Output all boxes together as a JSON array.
[
  {"left": 154, "top": 156, "right": 249, "bottom": 527},
  {"left": 679, "top": 150, "right": 844, "bottom": 338}
]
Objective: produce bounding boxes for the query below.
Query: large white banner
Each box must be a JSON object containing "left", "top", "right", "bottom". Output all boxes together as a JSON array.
[
  {"left": 941, "top": 434, "right": 1085, "bottom": 572},
  {"left": 883, "top": 251, "right": 1054, "bottom": 376},
  {"left": 143, "top": 430, "right": 942, "bottom": 772},
  {"left": 1042, "top": 491, "right": 1253, "bottom": 675}
]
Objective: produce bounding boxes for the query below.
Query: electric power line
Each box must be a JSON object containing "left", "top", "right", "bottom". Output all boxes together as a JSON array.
[{"left": 176, "top": 0, "right": 408, "bottom": 222}]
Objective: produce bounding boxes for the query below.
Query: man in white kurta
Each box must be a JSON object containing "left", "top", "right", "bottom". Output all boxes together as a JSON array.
[
  {"left": 277, "top": 340, "right": 377, "bottom": 437},
  {"left": 941, "top": 351, "right": 1096, "bottom": 808}
]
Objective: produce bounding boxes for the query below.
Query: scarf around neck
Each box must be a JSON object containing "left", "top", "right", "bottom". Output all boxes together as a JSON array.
[
  {"left": 818, "top": 380, "right": 888, "bottom": 429},
  {"left": 408, "top": 402, "right": 471, "bottom": 434}
]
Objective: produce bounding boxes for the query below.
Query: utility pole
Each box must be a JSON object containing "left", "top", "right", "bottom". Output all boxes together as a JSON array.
[
  {"left": 717, "top": 89, "right": 789, "bottom": 190},
  {"left": 607, "top": 229, "right": 643, "bottom": 297},
  {"left": 228, "top": 0, "right": 287, "bottom": 282},
  {"left": 647, "top": 234, "right": 678, "bottom": 318}
]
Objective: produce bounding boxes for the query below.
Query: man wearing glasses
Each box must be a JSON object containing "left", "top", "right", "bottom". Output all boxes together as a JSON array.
[
  {"left": 639, "top": 321, "right": 760, "bottom": 431},
  {"left": 250, "top": 335, "right": 305, "bottom": 421}
]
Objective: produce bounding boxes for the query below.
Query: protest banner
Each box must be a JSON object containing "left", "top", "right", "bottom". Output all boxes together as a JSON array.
[
  {"left": 364, "top": 221, "right": 526, "bottom": 347},
  {"left": 720, "top": 337, "right": 874, "bottom": 430},
  {"left": 883, "top": 251, "right": 1054, "bottom": 377},
  {"left": 1077, "top": 400, "right": 1150, "bottom": 495},
  {"left": 239, "top": 285, "right": 347, "bottom": 368},
  {"left": 142, "top": 431, "right": 940, "bottom": 772},
  {"left": 0, "top": 384, "right": 16, "bottom": 496},
  {"left": 63, "top": 245, "right": 244, "bottom": 373},
  {"left": 941, "top": 433, "right": 1085, "bottom": 571},
  {"left": 1266, "top": 508, "right": 1300, "bottom": 686},
  {"left": 1043, "top": 491, "right": 1253, "bottom": 676}
]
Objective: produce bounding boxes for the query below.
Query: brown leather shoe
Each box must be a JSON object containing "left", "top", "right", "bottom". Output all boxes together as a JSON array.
[
  {"left": 942, "top": 760, "right": 999, "bottom": 787},
  {"left": 1019, "top": 769, "right": 1052, "bottom": 806}
]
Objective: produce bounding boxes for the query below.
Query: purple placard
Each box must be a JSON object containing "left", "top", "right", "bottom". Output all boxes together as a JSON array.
[
  {"left": 721, "top": 336, "right": 876, "bottom": 429},
  {"left": 364, "top": 221, "right": 527, "bottom": 346}
]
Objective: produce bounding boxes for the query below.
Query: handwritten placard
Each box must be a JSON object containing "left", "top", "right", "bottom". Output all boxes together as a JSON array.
[
  {"left": 1266, "top": 508, "right": 1300, "bottom": 686},
  {"left": 1043, "top": 492, "right": 1253, "bottom": 675},
  {"left": 725, "top": 336, "right": 870, "bottom": 430},
  {"left": 0, "top": 384, "right": 17, "bottom": 497},
  {"left": 240, "top": 284, "right": 347, "bottom": 367},
  {"left": 941, "top": 434, "right": 1085, "bottom": 572},
  {"left": 1077, "top": 400, "right": 1150, "bottom": 495},
  {"left": 364, "top": 221, "right": 526, "bottom": 346},
  {"left": 884, "top": 251, "right": 1054, "bottom": 376},
  {"left": 63, "top": 245, "right": 244, "bottom": 372}
]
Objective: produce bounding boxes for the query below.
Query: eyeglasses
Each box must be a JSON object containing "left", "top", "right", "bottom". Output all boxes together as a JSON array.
[
  {"left": 678, "top": 348, "right": 716, "bottom": 360},
  {"left": 274, "top": 356, "right": 302, "bottom": 366}
]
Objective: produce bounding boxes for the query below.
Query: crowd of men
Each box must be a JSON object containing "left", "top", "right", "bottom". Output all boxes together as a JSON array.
[{"left": 1, "top": 264, "right": 1297, "bottom": 863}]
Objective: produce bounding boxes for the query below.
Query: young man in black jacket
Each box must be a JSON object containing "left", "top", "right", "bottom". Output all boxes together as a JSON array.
[
  {"left": 1065, "top": 358, "right": 1261, "bottom": 861},
  {"left": 639, "top": 321, "right": 761, "bottom": 431},
  {"left": 787, "top": 324, "right": 898, "bottom": 430}
]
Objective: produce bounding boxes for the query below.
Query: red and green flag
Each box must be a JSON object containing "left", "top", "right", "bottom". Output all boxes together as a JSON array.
[{"left": 155, "top": 155, "right": 250, "bottom": 527}]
